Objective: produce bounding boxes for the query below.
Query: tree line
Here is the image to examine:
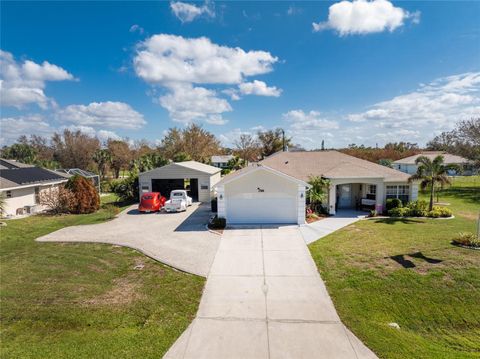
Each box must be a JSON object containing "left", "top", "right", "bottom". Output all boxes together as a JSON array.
[
  {"left": 0, "top": 124, "right": 295, "bottom": 179},
  {"left": 2, "top": 118, "right": 478, "bottom": 177}
]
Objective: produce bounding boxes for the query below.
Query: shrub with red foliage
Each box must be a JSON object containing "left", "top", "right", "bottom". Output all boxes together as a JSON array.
[{"left": 66, "top": 175, "right": 100, "bottom": 214}]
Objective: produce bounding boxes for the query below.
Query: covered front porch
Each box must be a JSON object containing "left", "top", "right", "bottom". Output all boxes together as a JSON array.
[{"left": 326, "top": 180, "right": 384, "bottom": 215}]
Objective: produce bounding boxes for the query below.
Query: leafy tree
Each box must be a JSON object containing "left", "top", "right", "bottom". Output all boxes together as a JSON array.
[
  {"left": 131, "top": 152, "right": 168, "bottom": 172},
  {"left": 234, "top": 134, "right": 260, "bottom": 163},
  {"left": 226, "top": 156, "right": 246, "bottom": 170},
  {"left": 1, "top": 143, "right": 37, "bottom": 164},
  {"left": 52, "top": 129, "right": 100, "bottom": 169},
  {"left": 108, "top": 139, "right": 132, "bottom": 178},
  {"left": 173, "top": 152, "right": 192, "bottom": 162},
  {"left": 378, "top": 159, "right": 393, "bottom": 168},
  {"left": 93, "top": 149, "right": 112, "bottom": 180},
  {"left": 257, "top": 128, "right": 292, "bottom": 159},
  {"left": 65, "top": 175, "right": 100, "bottom": 214},
  {"left": 307, "top": 176, "right": 330, "bottom": 213},
  {"left": 409, "top": 155, "right": 460, "bottom": 211},
  {"left": 159, "top": 124, "right": 221, "bottom": 163}
]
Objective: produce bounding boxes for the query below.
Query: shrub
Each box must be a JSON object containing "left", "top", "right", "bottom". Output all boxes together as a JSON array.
[
  {"left": 209, "top": 216, "right": 226, "bottom": 229},
  {"left": 112, "top": 174, "right": 139, "bottom": 202},
  {"left": 427, "top": 206, "right": 453, "bottom": 218},
  {"left": 65, "top": 175, "right": 100, "bottom": 214},
  {"left": 405, "top": 200, "right": 428, "bottom": 217},
  {"left": 100, "top": 179, "right": 114, "bottom": 193},
  {"left": 39, "top": 185, "right": 75, "bottom": 214},
  {"left": 368, "top": 209, "right": 378, "bottom": 217},
  {"left": 388, "top": 207, "right": 410, "bottom": 217},
  {"left": 221, "top": 168, "right": 231, "bottom": 176},
  {"left": 453, "top": 232, "right": 480, "bottom": 248},
  {"left": 102, "top": 204, "right": 120, "bottom": 220},
  {"left": 386, "top": 198, "right": 402, "bottom": 211}
]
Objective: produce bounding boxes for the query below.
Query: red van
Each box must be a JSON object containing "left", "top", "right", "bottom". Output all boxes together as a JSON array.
[{"left": 139, "top": 192, "right": 166, "bottom": 213}]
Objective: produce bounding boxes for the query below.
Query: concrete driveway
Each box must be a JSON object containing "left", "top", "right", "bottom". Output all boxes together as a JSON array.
[
  {"left": 36, "top": 203, "right": 220, "bottom": 277},
  {"left": 164, "top": 225, "right": 377, "bottom": 359}
]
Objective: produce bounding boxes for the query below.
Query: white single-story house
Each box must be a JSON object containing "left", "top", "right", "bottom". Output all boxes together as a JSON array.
[
  {"left": 215, "top": 151, "right": 417, "bottom": 225},
  {"left": 211, "top": 155, "right": 234, "bottom": 169},
  {"left": 0, "top": 159, "right": 70, "bottom": 217},
  {"left": 138, "top": 161, "right": 221, "bottom": 203},
  {"left": 393, "top": 151, "right": 470, "bottom": 175}
]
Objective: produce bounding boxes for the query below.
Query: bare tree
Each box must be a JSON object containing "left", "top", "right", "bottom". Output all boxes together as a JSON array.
[
  {"left": 108, "top": 139, "right": 132, "bottom": 178},
  {"left": 52, "top": 130, "right": 100, "bottom": 169},
  {"left": 39, "top": 185, "right": 75, "bottom": 214},
  {"left": 234, "top": 134, "right": 260, "bottom": 163}
]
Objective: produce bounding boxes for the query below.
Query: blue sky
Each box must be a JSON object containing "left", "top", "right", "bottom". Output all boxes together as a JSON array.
[{"left": 1, "top": 0, "right": 479, "bottom": 148}]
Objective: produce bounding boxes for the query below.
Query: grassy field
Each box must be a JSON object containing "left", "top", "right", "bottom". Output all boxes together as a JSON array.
[
  {"left": 309, "top": 176, "right": 480, "bottom": 359},
  {"left": 0, "top": 195, "right": 205, "bottom": 358}
]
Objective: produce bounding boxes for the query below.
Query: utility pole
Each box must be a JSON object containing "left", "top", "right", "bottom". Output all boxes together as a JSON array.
[
  {"left": 281, "top": 129, "right": 286, "bottom": 152},
  {"left": 321, "top": 140, "right": 325, "bottom": 151}
]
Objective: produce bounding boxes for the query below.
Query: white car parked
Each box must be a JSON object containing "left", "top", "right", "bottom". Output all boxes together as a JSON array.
[{"left": 164, "top": 190, "right": 193, "bottom": 212}]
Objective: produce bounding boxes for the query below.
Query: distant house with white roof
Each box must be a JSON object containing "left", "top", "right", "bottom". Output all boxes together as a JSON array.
[
  {"left": 393, "top": 151, "right": 471, "bottom": 175},
  {"left": 211, "top": 155, "right": 234, "bottom": 169}
]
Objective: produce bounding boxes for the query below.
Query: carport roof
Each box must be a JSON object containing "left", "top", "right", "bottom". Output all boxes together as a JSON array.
[{"left": 139, "top": 160, "right": 221, "bottom": 176}]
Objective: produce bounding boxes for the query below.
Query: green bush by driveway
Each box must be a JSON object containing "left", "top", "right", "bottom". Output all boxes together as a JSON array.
[
  {"left": 309, "top": 177, "right": 480, "bottom": 359},
  {"left": 0, "top": 196, "right": 204, "bottom": 358}
]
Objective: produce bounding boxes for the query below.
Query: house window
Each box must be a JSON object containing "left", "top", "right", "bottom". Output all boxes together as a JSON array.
[
  {"left": 6, "top": 191, "right": 12, "bottom": 198},
  {"left": 386, "top": 185, "right": 409, "bottom": 203},
  {"left": 200, "top": 185, "right": 209, "bottom": 190},
  {"left": 366, "top": 185, "right": 376, "bottom": 200},
  {"left": 34, "top": 187, "right": 40, "bottom": 204}
]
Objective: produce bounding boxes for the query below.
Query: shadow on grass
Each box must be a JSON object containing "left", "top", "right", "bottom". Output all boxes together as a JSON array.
[
  {"left": 388, "top": 251, "right": 443, "bottom": 268},
  {"left": 373, "top": 218, "right": 426, "bottom": 225}
]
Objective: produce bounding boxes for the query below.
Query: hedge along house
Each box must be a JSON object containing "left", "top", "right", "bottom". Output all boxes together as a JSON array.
[
  {"left": 215, "top": 151, "right": 417, "bottom": 225},
  {"left": 138, "top": 161, "right": 221, "bottom": 203}
]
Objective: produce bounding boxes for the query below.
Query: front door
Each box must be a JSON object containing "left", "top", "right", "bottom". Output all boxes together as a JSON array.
[{"left": 338, "top": 184, "right": 352, "bottom": 208}]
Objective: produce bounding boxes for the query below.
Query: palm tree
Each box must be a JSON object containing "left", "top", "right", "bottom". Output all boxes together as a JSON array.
[
  {"left": 93, "top": 149, "right": 112, "bottom": 180},
  {"left": 308, "top": 176, "right": 330, "bottom": 213},
  {"left": 409, "top": 155, "right": 460, "bottom": 211}
]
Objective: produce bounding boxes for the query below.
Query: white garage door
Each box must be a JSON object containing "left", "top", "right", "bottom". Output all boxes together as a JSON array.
[{"left": 226, "top": 192, "right": 297, "bottom": 224}]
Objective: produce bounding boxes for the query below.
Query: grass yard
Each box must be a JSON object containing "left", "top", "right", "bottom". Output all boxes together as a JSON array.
[
  {"left": 309, "top": 176, "right": 480, "bottom": 359},
  {"left": 0, "top": 195, "right": 205, "bottom": 358}
]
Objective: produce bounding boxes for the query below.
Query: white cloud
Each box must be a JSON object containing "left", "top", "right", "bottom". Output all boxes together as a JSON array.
[
  {"left": 0, "top": 114, "right": 54, "bottom": 145},
  {"left": 347, "top": 72, "right": 480, "bottom": 129},
  {"left": 313, "top": 0, "right": 420, "bottom": 35},
  {"left": 56, "top": 101, "right": 146, "bottom": 130},
  {"left": 134, "top": 34, "right": 278, "bottom": 85},
  {"left": 283, "top": 110, "right": 339, "bottom": 130},
  {"left": 170, "top": 1, "right": 214, "bottom": 23},
  {"left": 134, "top": 34, "right": 280, "bottom": 124},
  {"left": 0, "top": 50, "right": 74, "bottom": 109},
  {"left": 287, "top": 5, "right": 303, "bottom": 16},
  {"left": 159, "top": 83, "right": 231, "bottom": 124},
  {"left": 129, "top": 24, "right": 144, "bottom": 34},
  {"left": 239, "top": 80, "right": 282, "bottom": 97}
]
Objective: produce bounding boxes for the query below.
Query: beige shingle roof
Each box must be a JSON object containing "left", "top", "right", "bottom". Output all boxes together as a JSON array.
[
  {"left": 393, "top": 152, "right": 469, "bottom": 165},
  {"left": 260, "top": 151, "right": 411, "bottom": 182}
]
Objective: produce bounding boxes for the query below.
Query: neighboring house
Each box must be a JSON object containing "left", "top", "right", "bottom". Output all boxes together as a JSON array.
[
  {"left": 215, "top": 151, "right": 417, "bottom": 225},
  {"left": 393, "top": 151, "right": 470, "bottom": 175},
  {"left": 138, "top": 161, "right": 221, "bottom": 203},
  {"left": 0, "top": 159, "right": 70, "bottom": 217},
  {"left": 211, "top": 155, "right": 234, "bottom": 169}
]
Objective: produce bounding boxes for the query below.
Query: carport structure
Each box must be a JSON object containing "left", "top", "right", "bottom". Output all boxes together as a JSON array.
[{"left": 138, "top": 161, "right": 221, "bottom": 202}]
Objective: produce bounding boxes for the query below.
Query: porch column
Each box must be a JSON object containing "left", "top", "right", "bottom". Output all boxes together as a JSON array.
[
  {"left": 375, "top": 183, "right": 384, "bottom": 213},
  {"left": 216, "top": 185, "right": 226, "bottom": 219},
  {"left": 410, "top": 182, "right": 419, "bottom": 201},
  {"left": 328, "top": 184, "right": 336, "bottom": 215}
]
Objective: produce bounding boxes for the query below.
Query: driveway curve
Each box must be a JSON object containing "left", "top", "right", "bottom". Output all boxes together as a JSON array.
[{"left": 36, "top": 203, "right": 220, "bottom": 277}]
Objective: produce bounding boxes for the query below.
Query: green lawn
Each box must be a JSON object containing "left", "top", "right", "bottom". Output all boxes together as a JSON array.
[
  {"left": 0, "top": 195, "right": 205, "bottom": 358},
  {"left": 309, "top": 176, "right": 480, "bottom": 359}
]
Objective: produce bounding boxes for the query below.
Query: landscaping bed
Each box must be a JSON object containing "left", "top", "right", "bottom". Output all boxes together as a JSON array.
[{"left": 0, "top": 195, "right": 205, "bottom": 358}]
